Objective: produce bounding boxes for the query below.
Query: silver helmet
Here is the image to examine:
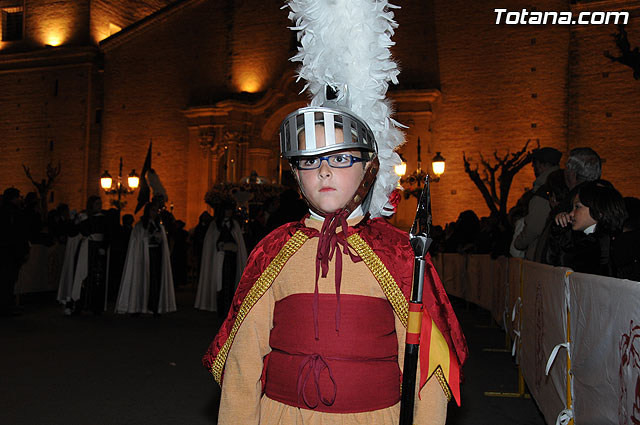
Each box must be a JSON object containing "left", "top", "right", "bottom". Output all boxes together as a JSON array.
[{"left": 279, "top": 104, "right": 377, "bottom": 160}]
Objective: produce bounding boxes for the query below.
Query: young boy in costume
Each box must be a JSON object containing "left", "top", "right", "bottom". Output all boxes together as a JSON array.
[
  {"left": 202, "top": 101, "right": 467, "bottom": 424},
  {"left": 203, "top": 0, "right": 466, "bottom": 422}
]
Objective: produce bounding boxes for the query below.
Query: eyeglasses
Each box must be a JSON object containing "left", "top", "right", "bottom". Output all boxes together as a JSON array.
[{"left": 295, "top": 153, "right": 365, "bottom": 170}]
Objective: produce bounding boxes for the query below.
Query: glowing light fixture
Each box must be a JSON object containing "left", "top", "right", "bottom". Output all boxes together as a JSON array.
[
  {"left": 100, "top": 157, "right": 140, "bottom": 212},
  {"left": 45, "top": 31, "right": 63, "bottom": 46},
  {"left": 399, "top": 141, "right": 445, "bottom": 199},
  {"left": 100, "top": 170, "right": 113, "bottom": 190},
  {"left": 239, "top": 77, "right": 260, "bottom": 93},
  {"left": 128, "top": 169, "right": 140, "bottom": 189},
  {"left": 394, "top": 154, "right": 407, "bottom": 177},
  {"left": 431, "top": 152, "right": 446, "bottom": 178}
]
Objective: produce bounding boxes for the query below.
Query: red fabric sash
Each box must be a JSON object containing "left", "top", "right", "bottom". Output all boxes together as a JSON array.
[{"left": 264, "top": 293, "right": 401, "bottom": 413}]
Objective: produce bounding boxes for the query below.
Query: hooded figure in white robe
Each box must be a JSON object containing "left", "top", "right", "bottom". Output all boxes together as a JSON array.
[
  {"left": 115, "top": 210, "right": 176, "bottom": 315},
  {"left": 57, "top": 233, "right": 82, "bottom": 305},
  {"left": 194, "top": 209, "right": 248, "bottom": 313}
]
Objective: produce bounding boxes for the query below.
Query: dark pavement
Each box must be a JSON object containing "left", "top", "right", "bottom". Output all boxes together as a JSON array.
[{"left": 1, "top": 289, "right": 546, "bottom": 425}]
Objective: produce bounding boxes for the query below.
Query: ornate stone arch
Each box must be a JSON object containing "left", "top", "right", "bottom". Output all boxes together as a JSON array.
[{"left": 181, "top": 70, "right": 308, "bottom": 223}]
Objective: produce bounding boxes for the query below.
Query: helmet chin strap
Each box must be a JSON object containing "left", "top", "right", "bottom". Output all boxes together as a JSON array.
[{"left": 294, "top": 156, "right": 380, "bottom": 217}]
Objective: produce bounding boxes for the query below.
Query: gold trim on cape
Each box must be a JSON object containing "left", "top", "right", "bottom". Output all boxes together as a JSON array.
[
  {"left": 347, "top": 233, "right": 409, "bottom": 327},
  {"left": 433, "top": 365, "right": 453, "bottom": 402},
  {"left": 211, "top": 230, "right": 309, "bottom": 383}
]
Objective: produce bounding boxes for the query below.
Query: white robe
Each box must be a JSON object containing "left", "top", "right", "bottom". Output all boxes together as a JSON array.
[
  {"left": 56, "top": 234, "right": 82, "bottom": 303},
  {"left": 194, "top": 219, "right": 248, "bottom": 312},
  {"left": 115, "top": 221, "right": 176, "bottom": 314}
]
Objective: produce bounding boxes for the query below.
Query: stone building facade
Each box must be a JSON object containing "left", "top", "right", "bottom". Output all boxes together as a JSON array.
[{"left": 1, "top": 0, "right": 639, "bottom": 228}]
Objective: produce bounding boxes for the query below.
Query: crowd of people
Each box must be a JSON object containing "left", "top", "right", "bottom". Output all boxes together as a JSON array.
[
  {"left": 0, "top": 184, "right": 308, "bottom": 317},
  {"left": 432, "top": 147, "right": 639, "bottom": 282},
  {"left": 1, "top": 146, "right": 638, "bottom": 317}
]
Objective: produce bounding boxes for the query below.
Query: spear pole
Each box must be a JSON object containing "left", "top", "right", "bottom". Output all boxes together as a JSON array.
[{"left": 399, "top": 175, "right": 433, "bottom": 425}]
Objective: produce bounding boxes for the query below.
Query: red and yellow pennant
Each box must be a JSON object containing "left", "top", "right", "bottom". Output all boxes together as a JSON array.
[{"left": 420, "top": 307, "right": 461, "bottom": 405}]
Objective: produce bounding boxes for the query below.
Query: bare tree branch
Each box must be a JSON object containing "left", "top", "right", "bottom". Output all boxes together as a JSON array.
[
  {"left": 463, "top": 151, "right": 499, "bottom": 215},
  {"left": 21, "top": 161, "right": 62, "bottom": 218},
  {"left": 46, "top": 162, "right": 61, "bottom": 187},
  {"left": 463, "top": 140, "right": 536, "bottom": 223},
  {"left": 22, "top": 164, "right": 37, "bottom": 186}
]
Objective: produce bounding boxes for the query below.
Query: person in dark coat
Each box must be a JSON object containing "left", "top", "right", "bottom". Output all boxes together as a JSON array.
[
  {"left": 512, "top": 147, "right": 561, "bottom": 259},
  {"left": 533, "top": 169, "right": 570, "bottom": 264},
  {"left": 23, "top": 191, "right": 43, "bottom": 243},
  {"left": 105, "top": 209, "right": 128, "bottom": 303},
  {"left": 445, "top": 209, "right": 480, "bottom": 254},
  {"left": 75, "top": 196, "right": 112, "bottom": 314},
  {"left": 0, "top": 188, "right": 29, "bottom": 316},
  {"left": 610, "top": 197, "right": 640, "bottom": 281},
  {"left": 543, "top": 148, "right": 603, "bottom": 267},
  {"left": 265, "top": 188, "right": 308, "bottom": 232},
  {"left": 170, "top": 220, "right": 189, "bottom": 287},
  {"left": 555, "top": 180, "right": 627, "bottom": 276}
]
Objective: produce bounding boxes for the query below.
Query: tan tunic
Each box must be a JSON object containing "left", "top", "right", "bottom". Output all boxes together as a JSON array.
[{"left": 218, "top": 217, "right": 447, "bottom": 424}]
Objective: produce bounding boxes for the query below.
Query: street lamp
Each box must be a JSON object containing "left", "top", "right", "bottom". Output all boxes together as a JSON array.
[
  {"left": 395, "top": 154, "right": 407, "bottom": 177},
  {"left": 127, "top": 170, "right": 140, "bottom": 190},
  {"left": 100, "top": 157, "right": 139, "bottom": 212},
  {"left": 100, "top": 170, "right": 113, "bottom": 191},
  {"left": 399, "top": 138, "right": 446, "bottom": 199},
  {"left": 431, "top": 152, "right": 446, "bottom": 182}
]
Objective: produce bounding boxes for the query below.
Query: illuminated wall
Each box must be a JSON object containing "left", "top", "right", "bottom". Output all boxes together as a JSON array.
[
  {"left": 27, "top": 1, "right": 89, "bottom": 47},
  {"left": 430, "top": 0, "right": 571, "bottom": 225},
  {"left": 0, "top": 0, "right": 176, "bottom": 50},
  {"left": 0, "top": 61, "right": 100, "bottom": 210},
  {"left": 0, "top": 0, "right": 172, "bottom": 211},
  {"left": 568, "top": 2, "right": 640, "bottom": 199},
  {"left": 90, "top": 0, "right": 175, "bottom": 44},
  {"left": 2, "top": 0, "right": 639, "bottom": 229},
  {"left": 228, "top": 0, "right": 291, "bottom": 93}
]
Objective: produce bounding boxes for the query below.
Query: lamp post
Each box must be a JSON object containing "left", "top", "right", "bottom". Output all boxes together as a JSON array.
[
  {"left": 100, "top": 157, "right": 139, "bottom": 213},
  {"left": 399, "top": 138, "right": 446, "bottom": 199}
]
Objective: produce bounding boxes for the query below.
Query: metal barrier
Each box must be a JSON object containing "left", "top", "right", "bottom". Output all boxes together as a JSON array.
[{"left": 433, "top": 253, "right": 640, "bottom": 425}]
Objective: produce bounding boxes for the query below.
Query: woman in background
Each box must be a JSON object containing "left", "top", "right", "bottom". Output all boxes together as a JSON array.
[{"left": 555, "top": 180, "right": 627, "bottom": 276}]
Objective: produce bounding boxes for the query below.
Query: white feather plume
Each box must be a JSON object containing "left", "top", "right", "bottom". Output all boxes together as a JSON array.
[{"left": 285, "top": 0, "right": 405, "bottom": 217}]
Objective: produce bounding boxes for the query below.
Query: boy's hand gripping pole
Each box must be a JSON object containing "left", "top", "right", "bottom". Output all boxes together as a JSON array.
[{"left": 399, "top": 176, "right": 433, "bottom": 425}]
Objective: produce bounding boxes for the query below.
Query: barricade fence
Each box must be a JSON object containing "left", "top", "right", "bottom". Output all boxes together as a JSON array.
[{"left": 432, "top": 253, "right": 640, "bottom": 425}]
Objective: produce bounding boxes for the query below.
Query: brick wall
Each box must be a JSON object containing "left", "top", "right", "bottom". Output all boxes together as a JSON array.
[
  {"left": 90, "top": 0, "right": 176, "bottom": 44},
  {"left": 430, "top": 0, "right": 571, "bottom": 225},
  {"left": 568, "top": 2, "right": 640, "bottom": 199},
  {"left": 0, "top": 61, "right": 95, "bottom": 211},
  {"left": 25, "top": 0, "right": 90, "bottom": 47},
  {"left": 390, "top": 0, "right": 441, "bottom": 89},
  {"left": 100, "top": 0, "right": 293, "bottom": 224}
]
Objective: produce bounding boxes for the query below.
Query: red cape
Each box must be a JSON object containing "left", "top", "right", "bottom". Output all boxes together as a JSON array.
[{"left": 202, "top": 216, "right": 467, "bottom": 401}]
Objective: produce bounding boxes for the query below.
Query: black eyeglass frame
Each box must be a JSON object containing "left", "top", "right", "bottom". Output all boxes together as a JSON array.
[{"left": 294, "top": 153, "right": 366, "bottom": 170}]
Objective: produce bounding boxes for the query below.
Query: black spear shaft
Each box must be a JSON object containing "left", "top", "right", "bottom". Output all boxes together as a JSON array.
[{"left": 399, "top": 175, "right": 433, "bottom": 425}]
